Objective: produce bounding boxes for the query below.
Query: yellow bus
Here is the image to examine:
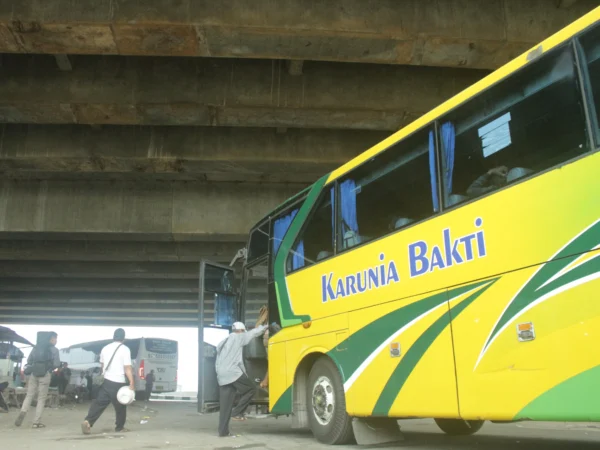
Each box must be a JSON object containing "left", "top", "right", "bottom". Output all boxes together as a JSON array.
[{"left": 202, "top": 6, "right": 600, "bottom": 445}]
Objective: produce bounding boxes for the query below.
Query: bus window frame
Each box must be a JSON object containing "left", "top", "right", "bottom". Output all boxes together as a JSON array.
[
  {"left": 240, "top": 254, "right": 269, "bottom": 325},
  {"left": 247, "top": 218, "right": 271, "bottom": 265},
  {"left": 285, "top": 183, "right": 339, "bottom": 275},
  {"left": 437, "top": 38, "right": 595, "bottom": 215},
  {"left": 574, "top": 24, "right": 600, "bottom": 148},
  {"left": 267, "top": 195, "right": 309, "bottom": 276},
  {"left": 332, "top": 124, "right": 441, "bottom": 259}
]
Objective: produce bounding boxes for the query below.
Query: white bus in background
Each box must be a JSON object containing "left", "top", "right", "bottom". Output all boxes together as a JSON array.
[{"left": 60, "top": 337, "right": 178, "bottom": 399}]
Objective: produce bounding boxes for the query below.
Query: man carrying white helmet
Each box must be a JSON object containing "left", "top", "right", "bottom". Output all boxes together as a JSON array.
[
  {"left": 215, "top": 321, "right": 267, "bottom": 437},
  {"left": 81, "top": 328, "right": 135, "bottom": 435}
]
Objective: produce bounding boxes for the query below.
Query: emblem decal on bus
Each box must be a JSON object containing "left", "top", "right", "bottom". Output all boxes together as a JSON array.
[{"left": 409, "top": 218, "right": 487, "bottom": 278}]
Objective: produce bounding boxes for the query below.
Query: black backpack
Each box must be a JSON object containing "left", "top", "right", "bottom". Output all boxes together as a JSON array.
[{"left": 30, "top": 346, "right": 52, "bottom": 378}]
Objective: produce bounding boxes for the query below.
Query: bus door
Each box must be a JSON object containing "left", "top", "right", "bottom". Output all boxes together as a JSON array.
[
  {"left": 197, "top": 260, "right": 237, "bottom": 412},
  {"left": 240, "top": 258, "right": 269, "bottom": 405}
]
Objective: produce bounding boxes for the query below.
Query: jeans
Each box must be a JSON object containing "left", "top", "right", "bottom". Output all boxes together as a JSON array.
[
  {"left": 20, "top": 373, "right": 51, "bottom": 424},
  {"left": 0, "top": 381, "right": 8, "bottom": 411},
  {"left": 84, "top": 380, "right": 128, "bottom": 430},
  {"left": 218, "top": 374, "right": 257, "bottom": 437}
]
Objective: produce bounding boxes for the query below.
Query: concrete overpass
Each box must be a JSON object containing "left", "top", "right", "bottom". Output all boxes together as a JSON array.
[{"left": 0, "top": 0, "right": 596, "bottom": 327}]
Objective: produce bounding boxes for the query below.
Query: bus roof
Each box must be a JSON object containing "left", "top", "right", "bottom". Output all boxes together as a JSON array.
[
  {"left": 326, "top": 6, "right": 600, "bottom": 184},
  {"left": 64, "top": 337, "right": 177, "bottom": 354}
]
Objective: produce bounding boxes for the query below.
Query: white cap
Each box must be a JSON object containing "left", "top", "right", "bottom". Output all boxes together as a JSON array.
[
  {"left": 232, "top": 322, "right": 246, "bottom": 331},
  {"left": 117, "top": 386, "right": 135, "bottom": 405}
]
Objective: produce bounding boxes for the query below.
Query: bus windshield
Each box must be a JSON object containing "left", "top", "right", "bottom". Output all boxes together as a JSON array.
[{"left": 145, "top": 339, "right": 178, "bottom": 355}]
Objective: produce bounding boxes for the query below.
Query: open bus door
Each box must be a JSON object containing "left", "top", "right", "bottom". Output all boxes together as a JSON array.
[
  {"left": 197, "top": 260, "right": 237, "bottom": 413},
  {"left": 197, "top": 256, "right": 270, "bottom": 413}
]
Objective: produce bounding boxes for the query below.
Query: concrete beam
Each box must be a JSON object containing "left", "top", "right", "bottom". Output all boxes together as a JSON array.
[
  {"left": 287, "top": 60, "right": 304, "bottom": 76},
  {"left": 0, "top": 277, "right": 200, "bottom": 293},
  {"left": 0, "top": 239, "right": 243, "bottom": 262},
  {"left": 0, "top": 54, "right": 485, "bottom": 130},
  {"left": 0, "top": 261, "right": 200, "bottom": 279},
  {"left": 556, "top": 0, "right": 580, "bottom": 8},
  {"left": 0, "top": 179, "right": 298, "bottom": 239},
  {"left": 54, "top": 54, "right": 72, "bottom": 71},
  {"left": 0, "top": 125, "right": 386, "bottom": 182},
  {"left": 0, "top": 292, "right": 198, "bottom": 302},
  {"left": 0, "top": 0, "right": 596, "bottom": 69}
]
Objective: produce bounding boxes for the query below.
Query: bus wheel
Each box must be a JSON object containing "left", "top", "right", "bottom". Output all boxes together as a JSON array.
[
  {"left": 306, "top": 356, "right": 354, "bottom": 445},
  {"left": 434, "top": 419, "right": 484, "bottom": 436}
]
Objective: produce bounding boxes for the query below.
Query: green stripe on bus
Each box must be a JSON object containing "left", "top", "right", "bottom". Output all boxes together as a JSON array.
[
  {"left": 270, "top": 385, "right": 293, "bottom": 415},
  {"left": 515, "top": 364, "right": 600, "bottom": 421},
  {"left": 372, "top": 280, "right": 497, "bottom": 416},
  {"left": 484, "top": 222, "right": 600, "bottom": 352},
  {"left": 273, "top": 175, "right": 329, "bottom": 327},
  {"left": 331, "top": 279, "right": 493, "bottom": 383}
]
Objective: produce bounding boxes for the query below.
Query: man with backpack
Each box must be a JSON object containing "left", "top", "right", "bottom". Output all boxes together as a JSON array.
[
  {"left": 81, "top": 328, "right": 135, "bottom": 435},
  {"left": 15, "top": 331, "right": 61, "bottom": 428}
]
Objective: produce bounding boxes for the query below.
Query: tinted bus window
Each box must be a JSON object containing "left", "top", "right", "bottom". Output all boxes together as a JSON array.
[
  {"left": 338, "top": 127, "right": 436, "bottom": 251},
  {"left": 440, "top": 44, "right": 588, "bottom": 208},
  {"left": 248, "top": 221, "right": 269, "bottom": 262},
  {"left": 287, "top": 188, "right": 334, "bottom": 272},
  {"left": 581, "top": 23, "right": 600, "bottom": 144},
  {"left": 145, "top": 339, "right": 177, "bottom": 354}
]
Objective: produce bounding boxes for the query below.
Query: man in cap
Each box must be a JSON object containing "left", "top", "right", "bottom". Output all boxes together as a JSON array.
[
  {"left": 215, "top": 321, "right": 267, "bottom": 437},
  {"left": 81, "top": 328, "right": 134, "bottom": 435}
]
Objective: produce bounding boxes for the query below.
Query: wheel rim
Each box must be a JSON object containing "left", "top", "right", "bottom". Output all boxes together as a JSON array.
[{"left": 312, "top": 375, "right": 335, "bottom": 426}]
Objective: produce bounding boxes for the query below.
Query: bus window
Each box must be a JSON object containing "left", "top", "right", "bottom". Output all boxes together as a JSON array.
[
  {"left": 338, "top": 127, "right": 436, "bottom": 250},
  {"left": 271, "top": 207, "right": 299, "bottom": 266},
  {"left": 287, "top": 187, "right": 334, "bottom": 272},
  {"left": 440, "top": 44, "right": 589, "bottom": 208},
  {"left": 145, "top": 339, "right": 178, "bottom": 355},
  {"left": 248, "top": 221, "right": 270, "bottom": 262},
  {"left": 243, "top": 260, "right": 269, "bottom": 325},
  {"left": 581, "top": 23, "right": 600, "bottom": 145}
]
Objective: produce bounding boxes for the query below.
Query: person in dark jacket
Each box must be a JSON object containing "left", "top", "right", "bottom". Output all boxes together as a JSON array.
[
  {"left": 15, "top": 332, "right": 61, "bottom": 428},
  {"left": 0, "top": 381, "right": 9, "bottom": 412},
  {"left": 85, "top": 371, "right": 93, "bottom": 399},
  {"left": 145, "top": 370, "right": 155, "bottom": 401}
]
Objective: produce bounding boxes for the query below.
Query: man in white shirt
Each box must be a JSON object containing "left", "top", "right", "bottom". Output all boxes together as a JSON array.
[{"left": 81, "top": 328, "right": 135, "bottom": 434}]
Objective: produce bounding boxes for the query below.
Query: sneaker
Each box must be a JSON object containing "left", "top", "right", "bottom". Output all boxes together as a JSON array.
[
  {"left": 15, "top": 412, "right": 25, "bottom": 427},
  {"left": 115, "top": 427, "right": 130, "bottom": 433}
]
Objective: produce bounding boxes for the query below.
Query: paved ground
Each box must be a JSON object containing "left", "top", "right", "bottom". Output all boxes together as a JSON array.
[{"left": 2, "top": 401, "right": 600, "bottom": 449}]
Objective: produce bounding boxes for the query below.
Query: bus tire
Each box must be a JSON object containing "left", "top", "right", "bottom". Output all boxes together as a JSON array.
[
  {"left": 434, "top": 418, "right": 484, "bottom": 436},
  {"left": 306, "top": 356, "right": 354, "bottom": 445}
]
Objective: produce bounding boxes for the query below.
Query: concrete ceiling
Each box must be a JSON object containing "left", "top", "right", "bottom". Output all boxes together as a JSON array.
[{"left": 0, "top": 0, "right": 596, "bottom": 326}]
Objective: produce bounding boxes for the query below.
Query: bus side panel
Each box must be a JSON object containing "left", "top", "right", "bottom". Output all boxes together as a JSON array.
[
  {"left": 344, "top": 288, "right": 458, "bottom": 418},
  {"left": 268, "top": 341, "right": 288, "bottom": 414},
  {"left": 453, "top": 254, "right": 600, "bottom": 421}
]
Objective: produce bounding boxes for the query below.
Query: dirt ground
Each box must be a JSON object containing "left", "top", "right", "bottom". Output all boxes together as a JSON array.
[{"left": 2, "top": 401, "right": 600, "bottom": 449}]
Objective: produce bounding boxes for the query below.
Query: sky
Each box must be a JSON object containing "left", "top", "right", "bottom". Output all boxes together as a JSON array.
[{"left": 2, "top": 324, "right": 229, "bottom": 392}]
